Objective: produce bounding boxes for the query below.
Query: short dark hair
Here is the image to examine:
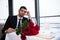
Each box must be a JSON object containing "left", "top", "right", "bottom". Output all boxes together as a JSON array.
[{"left": 20, "top": 6, "right": 27, "bottom": 10}]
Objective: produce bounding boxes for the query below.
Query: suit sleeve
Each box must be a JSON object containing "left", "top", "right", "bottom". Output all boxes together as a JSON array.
[
  {"left": 28, "top": 18, "right": 32, "bottom": 22},
  {"left": 2, "top": 16, "right": 12, "bottom": 34}
]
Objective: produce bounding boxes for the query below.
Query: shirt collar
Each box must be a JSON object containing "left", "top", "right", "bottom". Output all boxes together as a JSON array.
[{"left": 17, "top": 15, "right": 23, "bottom": 20}]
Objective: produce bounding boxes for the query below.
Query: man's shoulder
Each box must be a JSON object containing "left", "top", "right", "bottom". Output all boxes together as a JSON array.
[
  {"left": 7, "top": 15, "right": 17, "bottom": 19},
  {"left": 9, "top": 15, "right": 17, "bottom": 18}
]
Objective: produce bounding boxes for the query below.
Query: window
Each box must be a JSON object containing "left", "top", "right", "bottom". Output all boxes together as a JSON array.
[
  {"left": 40, "top": 0, "right": 60, "bottom": 17},
  {"left": 39, "top": 0, "right": 60, "bottom": 35},
  {"left": 13, "top": 0, "right": 35, "bottom": 17},
  {"left": 0, "top": 0, "right": 8, "bottom": 23},
  {"left": 39, "top": 0, "right": 60, "bottom": 23}
]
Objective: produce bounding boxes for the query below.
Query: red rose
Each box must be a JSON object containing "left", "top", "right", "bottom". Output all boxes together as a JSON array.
[
  {"left": 35, "top": 25, "right": 40, "bottom": 31},
  {"left": 28, "top": 21, "right": 34, "bottom": 28},
  {"left": 22, "top": 21, "right": 40, "bottom": 36},
  {"left": 21, "top": 33, "right": 26, "bottom": 40},
  {"left": 22, "top": 27, "right": 31, "bottom": 35},
  {"left": 31, "top": 28, "right": 38, "bottom": 35}
]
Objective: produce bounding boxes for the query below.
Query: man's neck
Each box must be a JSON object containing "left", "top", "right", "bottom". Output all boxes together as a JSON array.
[
  {"left": 17, "top": 15, "right": 23, "bottom": 19},
  {"left": 19, "top": 15, "right": 23, "bottom": 17}
]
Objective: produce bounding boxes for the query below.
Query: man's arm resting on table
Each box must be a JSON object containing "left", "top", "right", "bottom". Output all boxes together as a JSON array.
[{"left": 5, "top": 28, "right": 15, "bottom": 33}]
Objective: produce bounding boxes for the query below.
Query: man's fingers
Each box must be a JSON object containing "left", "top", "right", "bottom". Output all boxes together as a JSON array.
[{"left": 6, "top": 28, "right": 15, "bottom": 33}]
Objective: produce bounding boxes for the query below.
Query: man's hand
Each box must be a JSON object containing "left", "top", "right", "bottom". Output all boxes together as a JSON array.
[
  {"left": 25, "top": 11, "right": 31, "bottom": 18},
  {"left": 6, "top": 28, "right": 15, "bottom": 33}
]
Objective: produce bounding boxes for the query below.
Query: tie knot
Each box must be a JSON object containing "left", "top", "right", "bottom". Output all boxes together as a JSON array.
[{"left": 19, "top": 19, "right": 21, "bottom": 20}]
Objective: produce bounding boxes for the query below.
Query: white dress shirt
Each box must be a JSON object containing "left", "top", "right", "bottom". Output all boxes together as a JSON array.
[{"left": 16, "top": 15, "right": 23, "bottom": 29}]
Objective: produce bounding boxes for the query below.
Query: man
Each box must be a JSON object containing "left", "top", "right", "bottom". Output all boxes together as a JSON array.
[{"left": 1, "top": 6, "right": 31, "bottom": 40}]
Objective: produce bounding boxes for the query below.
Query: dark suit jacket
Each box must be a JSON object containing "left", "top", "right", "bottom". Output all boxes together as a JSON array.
[{"left": 1, "top": 16, "right": 31, "bottom": 40}]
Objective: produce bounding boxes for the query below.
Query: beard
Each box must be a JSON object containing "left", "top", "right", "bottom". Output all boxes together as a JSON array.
[
  {"left": 19, "top": 14, "right": 24, "bottom": 17},
  {"left": 19, "top": 12, "right": 25, "bottom": 17}
]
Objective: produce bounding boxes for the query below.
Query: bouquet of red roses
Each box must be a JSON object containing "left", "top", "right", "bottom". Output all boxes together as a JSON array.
[{"left": 16, "top": 20, "right": 40, "bottom": 40}]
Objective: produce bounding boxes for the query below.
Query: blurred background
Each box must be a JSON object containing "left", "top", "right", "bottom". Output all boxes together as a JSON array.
[{"left": 0, "top": 0, "right": 60, "bottom": 40}]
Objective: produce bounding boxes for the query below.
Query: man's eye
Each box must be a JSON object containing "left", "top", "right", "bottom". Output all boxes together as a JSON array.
[{"left": 24, "top": 11, "right": 26, "bottom": 13}]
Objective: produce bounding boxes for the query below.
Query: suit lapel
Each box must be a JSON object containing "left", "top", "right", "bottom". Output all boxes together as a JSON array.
[
  {"left": 14, "top": 16, "right": 17, "bottom": 28},
  {"left": 22, "top": 17, "right": 26, "bottom": 23}
]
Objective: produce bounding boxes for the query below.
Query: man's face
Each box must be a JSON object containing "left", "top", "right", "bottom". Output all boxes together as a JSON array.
[{"left": 19, "top": 8, "right": 27, "bottom": 17}]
